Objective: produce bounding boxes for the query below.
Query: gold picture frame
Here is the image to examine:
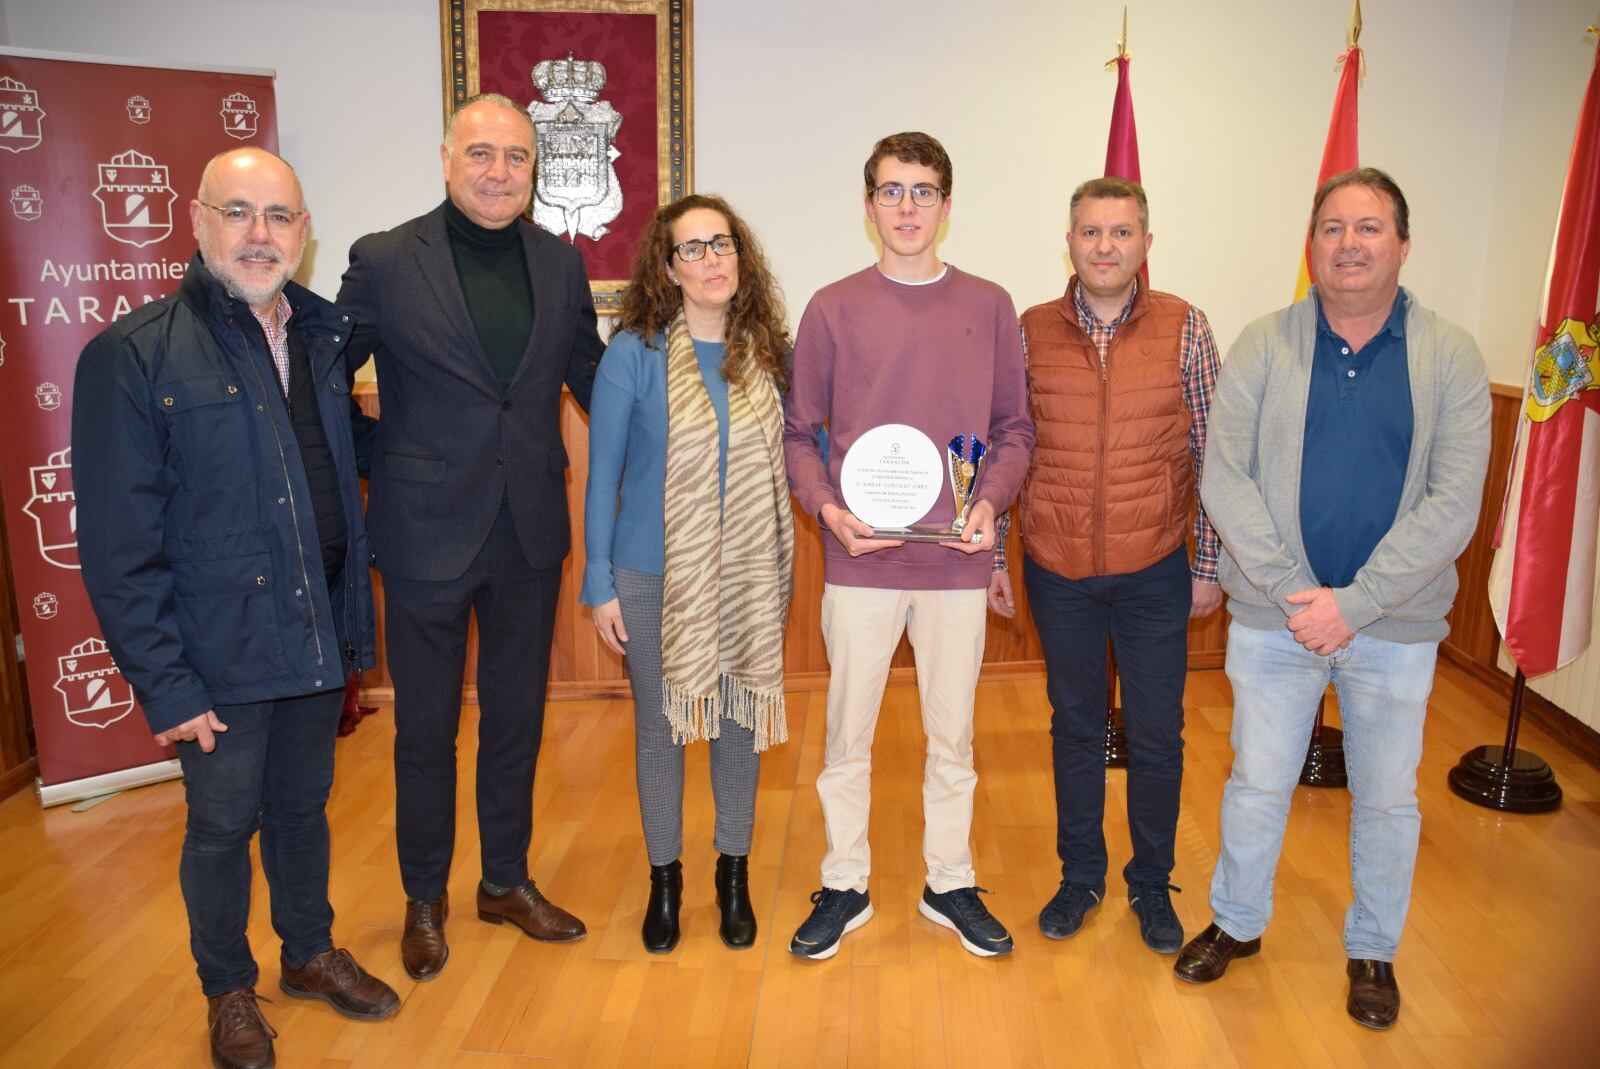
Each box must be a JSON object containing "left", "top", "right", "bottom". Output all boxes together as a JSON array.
[{"left": 440, "top": 0, "right": 693, "bottom": 310}]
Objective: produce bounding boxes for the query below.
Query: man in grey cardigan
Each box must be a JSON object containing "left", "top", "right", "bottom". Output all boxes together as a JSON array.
[{"left": 1174, "top": 168, "right": 1490, "bottom": 1030}]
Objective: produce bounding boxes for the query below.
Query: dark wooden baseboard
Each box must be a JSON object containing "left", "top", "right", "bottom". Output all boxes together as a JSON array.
[
  {"left": 1439, "top": 646, "right": 1600, "bottom": 768},
  {"left": 0, "top": 757, "right": 37, "bottom": 802}
]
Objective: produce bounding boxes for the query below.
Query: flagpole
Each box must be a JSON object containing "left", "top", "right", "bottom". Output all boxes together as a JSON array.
[
  {"left": 1447, "top": 669, "right": 1562, "bottom": 811},
  {"left": 1296, "top": 0, "right": 1367, "bottom": 790},
  {"left": 1101, "top": 4, "right": 1136, "bottom": 769}
]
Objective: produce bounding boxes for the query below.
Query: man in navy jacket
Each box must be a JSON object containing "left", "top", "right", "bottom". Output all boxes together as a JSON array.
[
  {"left": 337, "top": 93, "right": 600, "bottom": 980},
  {"left": 74, "top": 148, "right": 398, "bottom": 1069}
]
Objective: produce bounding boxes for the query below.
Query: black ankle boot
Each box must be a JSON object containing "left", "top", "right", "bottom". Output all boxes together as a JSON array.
[
  {"left": 715, "top": 853, "right": 756, "bottom": 949},
  {"left": 642, "top": 860, "right": 682, "bottom": 953}
]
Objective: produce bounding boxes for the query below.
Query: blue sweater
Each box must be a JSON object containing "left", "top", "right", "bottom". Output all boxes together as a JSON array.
[{"left": 582, "top": 330, "right": 728, "bottom": 605}]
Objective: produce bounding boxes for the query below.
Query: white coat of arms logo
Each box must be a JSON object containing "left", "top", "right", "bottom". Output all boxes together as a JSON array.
[
  {"left": 0, "top": 76, "right": 45, "bottom": 153},
  {"left": 54, "top": 637, "right": 135, "bottom": 730},
  {"left": 35, "top": 381, "right": 62, "bottom": 411},
  {"left": 528, "top": 53, "right": 623, "bottom": 242},
  {"left": 22, "top": 447, "right": 78, "bottom": 570},
  {"left": 11, "top": 184, "right": 41, "bottom": 221},
  {"left": 127, "top": 95, "right": 152, "bottom": 124},
  {"left": 33, "top": 592, "right": 59, "bottom": 620},
  {"left": 221, "top": 92, "right": 258, "bottom": 140},
  {"left": 93, "top": 150, "right": 177, "bottom": 248}
]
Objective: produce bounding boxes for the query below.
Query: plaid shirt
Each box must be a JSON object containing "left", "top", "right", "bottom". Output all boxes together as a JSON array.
[
  {"left": 994, "top": 279, "right": 1220, "bottom": 583},
  {"left": 248, "top": 292, "right": 294, "bottom": 396}
]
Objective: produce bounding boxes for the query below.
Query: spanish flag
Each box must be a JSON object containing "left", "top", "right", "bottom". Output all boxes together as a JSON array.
[{"left": 1295, "top": 4, "right": 1363, "bottom": 301}]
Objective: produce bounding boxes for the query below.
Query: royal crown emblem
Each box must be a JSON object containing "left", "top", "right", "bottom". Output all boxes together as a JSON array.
[
  {"left": 92, "top": 149, "right": 177, "bottom": 248},
  {"left": 221, "top": 91, "right": 259, "bottom": 140},
  {"left": 0, "top": 75, "right": 45, "bottom": 153},
  {"left": 528, "top": 53, "right": 623, "bottom": 242},
  {"left": 10, "top": 183, "right": 41, "bottom": 221},
  {"left": 54, "top": 637, "right": 135, "bottom": 730}
]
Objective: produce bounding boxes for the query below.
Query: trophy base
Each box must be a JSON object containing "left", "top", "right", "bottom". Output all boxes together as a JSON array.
[{"left": 871, "top": 524, "right": 977, "bottom": 543}]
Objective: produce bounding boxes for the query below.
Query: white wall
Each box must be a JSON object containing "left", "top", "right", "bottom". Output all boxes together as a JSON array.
[
  {"left": 1477, "top": 0, "right": 1598, "bottom": 386},
  {"left": 1, "top": 0, "right": 1553, "bottom": 376}
]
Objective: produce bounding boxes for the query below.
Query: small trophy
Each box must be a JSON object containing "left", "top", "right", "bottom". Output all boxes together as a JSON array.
[{"left": 840, "top": 425, "right": 989, "bottom": 542}]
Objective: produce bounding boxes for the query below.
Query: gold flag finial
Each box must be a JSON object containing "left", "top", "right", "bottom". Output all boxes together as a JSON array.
[
  {"left": 1106, "top": 6, "right": 1131, "bottom": 69},
  {"left": 1349, "top": 0, "right": 1363, "bottom": 48}
]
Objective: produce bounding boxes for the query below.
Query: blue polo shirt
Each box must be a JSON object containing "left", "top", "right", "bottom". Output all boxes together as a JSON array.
[{"left": 1299, "top": 289, "right": 1413, "bottom": 589}]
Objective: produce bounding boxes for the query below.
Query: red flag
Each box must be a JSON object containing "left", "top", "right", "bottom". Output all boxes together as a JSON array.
[
  {"left": 1103, "top": 50, "right": 1147, "bottom": 283},
  {"left": 1489, "top": 37, "right": 1600, "bottom": 676},
  {"left": 1295, "top": 45, "right": 1362, "bottom": 300},
  {"left": 1104, "top": 54, "right": 1141, "bottom": 183}
]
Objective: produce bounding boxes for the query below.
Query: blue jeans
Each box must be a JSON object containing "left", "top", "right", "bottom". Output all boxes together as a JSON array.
[
  {"left": 1209, "top": 621, "right": 1437, "bottom": 961},
  {"left": 1024, "top": 547, "right": 1190, "bottom": 889},
  {"left": 175, "top": 688, "right": 342, "bottom": 996}
]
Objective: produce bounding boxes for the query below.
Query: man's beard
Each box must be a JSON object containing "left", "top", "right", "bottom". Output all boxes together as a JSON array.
[{"left": 201, "top": 237, "right": 302, "bottom": 308}]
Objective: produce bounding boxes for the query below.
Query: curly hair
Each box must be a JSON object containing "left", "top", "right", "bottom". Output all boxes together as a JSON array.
[{"left": 616, "top": 194, "right": 790, "bottom": 392}]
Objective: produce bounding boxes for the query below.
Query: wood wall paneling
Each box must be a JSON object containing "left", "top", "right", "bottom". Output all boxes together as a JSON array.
[{"left": 353, "top": 384, "right": 1227, "bottom": 702}]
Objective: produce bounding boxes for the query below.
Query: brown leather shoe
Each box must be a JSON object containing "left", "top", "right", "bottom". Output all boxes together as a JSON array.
[
  {"left": 1346, "top": 958, "right": 1401, "bottom": 1029},
  {"left": 476, "top": 880, "right": 586, "bottom": 942},
  {"left": 1174, "top": 922, "right": 1262, "bottom": 983},
  {"left": 402, "top": 894, "right": 449, "bottom": 981},
  {"left": 207, "top": 987, "right": 276, "bottom": 1069},
  {"left": 279, "top": 947, "right": 401, "bottom": 1021}
]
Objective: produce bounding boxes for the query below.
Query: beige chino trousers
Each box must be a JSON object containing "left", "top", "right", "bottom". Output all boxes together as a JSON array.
[{"left": 817, "top": 583, "right": 988, "bottom": 895}]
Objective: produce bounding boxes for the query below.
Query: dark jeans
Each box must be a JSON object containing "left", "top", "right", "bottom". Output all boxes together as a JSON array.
[
  {"left": 1024, "top": 546, "right": 1190, "bottom": 890},
  {"left": 175, "top": 688, "right": 343, "bottom": 997},
  {"left": 384, "top": 499, "right": 561, "bottom": 901}
]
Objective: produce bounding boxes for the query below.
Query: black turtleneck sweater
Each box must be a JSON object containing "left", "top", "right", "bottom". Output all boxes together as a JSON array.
[{"left": 444, "top": 198, "right": 534, "bottom": 389}]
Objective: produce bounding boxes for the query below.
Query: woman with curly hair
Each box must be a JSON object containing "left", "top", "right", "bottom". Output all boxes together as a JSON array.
[{"left": 582, "top": 194, "right": 794, "bottom": 953}]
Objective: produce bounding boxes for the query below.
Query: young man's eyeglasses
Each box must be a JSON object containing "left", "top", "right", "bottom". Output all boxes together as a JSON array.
[
  {"left": 199, "top": 202, "right": 305, "bottom": 231},
  {"left": 669, "top": 234, "right": 741, "bottom": 262},
  {"left": 872, "top": 183, "right": 946, "bottom": 208}
]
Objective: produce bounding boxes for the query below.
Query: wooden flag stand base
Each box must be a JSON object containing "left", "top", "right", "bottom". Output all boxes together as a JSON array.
[
  {"left": 1448, "top": 669, "right": 1562, "bottom": 812},
  {"left": 1299, "top": 691, "right": 1348, "bottom": 788},
  {"left": 1104, "top": 645, "right": 1129, "bottom": 768}
]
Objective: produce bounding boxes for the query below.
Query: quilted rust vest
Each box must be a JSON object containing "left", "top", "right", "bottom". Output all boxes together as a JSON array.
[{"left": 1019, "top": 279, "right": 1192, "bottom": 579}]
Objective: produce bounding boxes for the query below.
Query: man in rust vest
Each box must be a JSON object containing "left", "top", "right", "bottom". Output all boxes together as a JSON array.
[{"left": 989, "top": 176, "right": 1221, "bottom": 955}]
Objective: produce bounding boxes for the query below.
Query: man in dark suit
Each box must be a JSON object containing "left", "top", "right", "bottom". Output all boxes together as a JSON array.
[{"left": 337, "top": 93, "right": 602, "bottom": 981}]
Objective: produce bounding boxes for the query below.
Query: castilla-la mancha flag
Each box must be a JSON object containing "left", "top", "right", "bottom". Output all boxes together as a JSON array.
[
  {"left": 1103, "top": 39, "right": 1147, "bottom": 285},
  {"left": 1489, "top": 37, "right": 1600, "bottom": 677}
]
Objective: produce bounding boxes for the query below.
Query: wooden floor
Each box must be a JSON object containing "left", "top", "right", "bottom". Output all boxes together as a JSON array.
[{"left": 1, "top": 663, "right": 1598, "bottom": 1068}]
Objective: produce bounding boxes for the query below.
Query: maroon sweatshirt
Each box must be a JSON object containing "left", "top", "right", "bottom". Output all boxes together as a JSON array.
[{"left": 783, "top": 265, "right": 1035, "bottom": 590}]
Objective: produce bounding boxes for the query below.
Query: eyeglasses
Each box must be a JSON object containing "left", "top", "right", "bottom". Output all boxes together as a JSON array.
[
  {"left": 199, "top": 201, "right": 305, "bottom": 231},
  {"left": 872, "top": 183, "right": 946, "bottom": 208},
  {"left": 669, "top": 233, "right": 741, "bottom": 262}
]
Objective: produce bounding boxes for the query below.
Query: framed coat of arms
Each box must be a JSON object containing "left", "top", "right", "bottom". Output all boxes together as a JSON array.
[{"left": 441, "top": 0, "right": 693, "bottom": 311}]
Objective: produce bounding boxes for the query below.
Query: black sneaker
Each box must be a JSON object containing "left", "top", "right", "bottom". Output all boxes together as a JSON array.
[
  {"left": 790, "top": 888, "right": 872, "bottom": 960},
  {"left": 919, "top": 886, "right": 1013, "bottom": 957},
  {"left": 1128, "top": 883, "right": 1184, "bottom": 954},
  {"left": 1038, "top": 880, "right": 1104, "bottom": 940}
]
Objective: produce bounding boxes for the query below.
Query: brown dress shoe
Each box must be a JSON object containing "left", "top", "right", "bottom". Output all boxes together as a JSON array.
[
  {"left": 279, "top": 947, "right": 401, "bottom": 1021},
  {"left": 207, "top": 987, "right": 276, "bottom": 1069},
  {"left": 1174, "top": 922, "right": 1262, "bottom": 983},
  {"left": 402, "top": 894, "right": 449, "bottom": 981},
  {"left": 477, "top": 880, "right": 587, "bottom": 942},
  {"left": 1346, "top": 958, "right": 1401, "bottom": 1029}
]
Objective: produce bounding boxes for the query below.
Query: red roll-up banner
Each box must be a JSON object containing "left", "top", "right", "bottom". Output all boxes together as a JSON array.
[{"left": 0, "top": 48, "right": 277, "bottom": 805}]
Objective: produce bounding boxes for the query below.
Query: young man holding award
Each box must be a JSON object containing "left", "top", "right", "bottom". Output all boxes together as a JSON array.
[{"left": 782, "top": 132, "right": 1035, "bottom": 959}]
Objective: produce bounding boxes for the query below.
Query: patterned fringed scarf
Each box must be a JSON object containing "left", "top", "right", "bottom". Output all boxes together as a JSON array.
[{"left": 659, "top": 311, "right": 794, "bottom": 752}]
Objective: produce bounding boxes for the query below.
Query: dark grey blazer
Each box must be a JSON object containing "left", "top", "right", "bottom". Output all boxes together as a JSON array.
[{"left": 338, "top": 201, "right": 602, "bottom": 582}]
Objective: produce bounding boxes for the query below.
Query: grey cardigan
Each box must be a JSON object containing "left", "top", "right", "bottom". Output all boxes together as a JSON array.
[{"left": 1200, "top": 289, "right": 1491, "bottom": 644}]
